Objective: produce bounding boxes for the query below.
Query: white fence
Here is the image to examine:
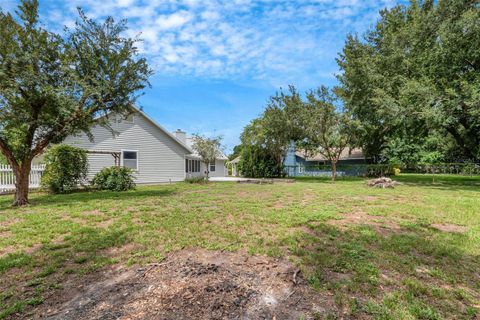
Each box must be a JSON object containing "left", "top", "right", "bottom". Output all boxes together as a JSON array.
[{"left": 0, "top": 164, "right": 45, "bottom": 194}]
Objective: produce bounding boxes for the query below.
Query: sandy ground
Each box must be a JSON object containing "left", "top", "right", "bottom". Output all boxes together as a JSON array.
[{"left": 37, "top": 249, "right": 331, "bottom": 320}]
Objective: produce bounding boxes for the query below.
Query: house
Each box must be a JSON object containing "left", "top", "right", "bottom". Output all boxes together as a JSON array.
[
  {"left": 173, "top": 130, "right": 228, "bottom": 179},
  {"left": 229, "top": 156, "right": 241, "bottom": 177},
  {"left": 283, "top": 141, "right": 368, "bottom": 177},
  {"left": 62, "top": 107, "right": 226, "bottom": 183}
]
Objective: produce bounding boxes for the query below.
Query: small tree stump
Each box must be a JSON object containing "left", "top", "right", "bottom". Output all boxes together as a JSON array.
[{"left": 367, "top": 177, "right": 399, "bottom": 189}]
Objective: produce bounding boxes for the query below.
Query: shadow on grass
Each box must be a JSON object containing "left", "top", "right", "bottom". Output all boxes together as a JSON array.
[
  {"left": 0, "top": 188, "right": 176, "bottom": 211},
  {"left": 294, "top": 173, "right": 480, "bottom": 191},
  {"left": 0, "top": 225, "right": 132, "bottom": 319},
  {"left": 394, "top": 174, "right": 480, "bottom": 192},
  {"left": 281, "top": 222, "right": 479, "bottom": 318},
  {"left": 293, "top": 176, "right": 365, "bottom": 183}
]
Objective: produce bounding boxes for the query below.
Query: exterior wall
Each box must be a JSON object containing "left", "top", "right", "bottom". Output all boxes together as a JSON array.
[
  {"left": 283, "top": 141, "right": 367, "bottom": 177},
  {"left": 209, "top": 159, "right": 227, "bottom": 177},
  {"left": 185, "top": 158, "right": 226, "bottom": 178},
  {"left": 63, "top": 113, "right": 189, "bottom": 184}
]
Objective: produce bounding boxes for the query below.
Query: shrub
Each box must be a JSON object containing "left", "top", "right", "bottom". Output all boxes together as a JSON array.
[
  {"left": 41, "top": 145, "right": 88, "bottom": 194},
  {"left": 185, "top": 177, "right": 207, "bottom": 184},
  {"left": 238, "top": 145, "right": 284, "bottom": 178},
  {"left": 92, "top": 166, "right": 136, "bottom": 191}
]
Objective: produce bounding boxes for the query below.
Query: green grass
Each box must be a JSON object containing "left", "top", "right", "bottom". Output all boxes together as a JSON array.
[{"left": 0, "top": 174, "right": 479, "bottom": 319}]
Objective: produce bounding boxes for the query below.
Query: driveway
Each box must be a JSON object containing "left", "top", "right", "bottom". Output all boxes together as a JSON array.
[{"left": 209, "top": 177, "right": 251, "bottom": 182}]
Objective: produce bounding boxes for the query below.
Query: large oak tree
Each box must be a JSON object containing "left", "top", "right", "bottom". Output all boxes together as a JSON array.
[
  {"left": 336, "top": 0, "right": 480, "bottom": 163},
  {"left": 0, "top": 1, "right": 152, "bottom": 205}
]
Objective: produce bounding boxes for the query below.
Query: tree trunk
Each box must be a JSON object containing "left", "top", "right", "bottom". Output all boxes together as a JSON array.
[
  {"left": 331, "top": 160, "right": 337, "bottom": 182},
  {"left": 13, "top": 161, "right": 32, "bottom": 206}
]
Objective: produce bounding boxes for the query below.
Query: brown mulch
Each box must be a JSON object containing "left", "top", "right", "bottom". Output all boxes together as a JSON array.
[{"left": 39, "top": 249, "right": 331, "bottom": 320}]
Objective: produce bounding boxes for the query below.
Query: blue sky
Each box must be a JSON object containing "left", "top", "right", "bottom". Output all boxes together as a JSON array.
[{"left": 4, "top": 0, "right": 405, "bottom": 153}]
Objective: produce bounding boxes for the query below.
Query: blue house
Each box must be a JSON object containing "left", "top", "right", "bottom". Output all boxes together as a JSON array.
[{"left": 283, "top": 141, "right": 367, "bottom": 177}]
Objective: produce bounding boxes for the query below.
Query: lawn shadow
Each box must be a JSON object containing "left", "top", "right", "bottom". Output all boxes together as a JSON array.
[
  {"left": 0, "top": 225, "right": 133, "bottom": 318},
  {"left": 282, "top": 221, "right": 479, "bottom": 318},
  {"left": 395, "top": 174, "right": 480, "bottom": 192},
  {"left": 0, "top": 188, "right": 176, "bottom": 211}
]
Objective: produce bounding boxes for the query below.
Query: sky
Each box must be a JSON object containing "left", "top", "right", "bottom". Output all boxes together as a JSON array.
[{"left": 3, "top": 0, "right": 406, "bottom": 153}]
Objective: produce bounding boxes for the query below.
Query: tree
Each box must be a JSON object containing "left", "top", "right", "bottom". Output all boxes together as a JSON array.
[
  {"left": 236, "top": 86, "right": 305, "bottom": 178},
  {"left": 0, "top": 1, "right": 152, "bottom": 205},
  {"left": 336, "top": 0, "right": 480, "bottom": 163},
  {"left": 191, "top": 134, "right": 224, "bottom": 180},
  {"left": 302, "top": 87, "right": 357, "bottom": 181}
]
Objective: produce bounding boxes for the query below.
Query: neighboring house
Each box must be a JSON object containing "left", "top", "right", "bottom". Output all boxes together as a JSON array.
[
  {"left": 229, "top": 156, "right": 241, "bottom": 177},
  {"left": 60, "top": 107, "right": 225, "bottom": 184},
  {"left": 178, "top": 132, "right": 228, "bottom": 178},
  {"left": 284, "top": 141, "right": 368, "bottom": 177}
]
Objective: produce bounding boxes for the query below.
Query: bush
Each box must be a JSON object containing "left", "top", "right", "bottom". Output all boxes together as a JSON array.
[
  {"left": 92, "top": 167, "right": 136, "bottom": 191},
  {"left": 41, "top": 145, "right": 88, "bottom": 194},
  {"left": 238, "top": 145, "right": 284, "bottom": 178},
  {"left": 185, "top": 177, "right": 207, "bottom": 184}
]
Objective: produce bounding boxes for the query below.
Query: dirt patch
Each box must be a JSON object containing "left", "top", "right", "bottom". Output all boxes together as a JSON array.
[
  {"left": 327, "top": 210, "right": 401, "bottom": 235},
  {"left": 39, "top": 249, "right": 330, "bottom": 319},
  {"left": 431, "top": 223, "right": 468, "bottom": 234}
]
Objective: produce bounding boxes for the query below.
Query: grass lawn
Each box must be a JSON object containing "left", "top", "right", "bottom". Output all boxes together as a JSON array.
[{"left": 0, "top": 174, "right": 479, "bottom": 319}]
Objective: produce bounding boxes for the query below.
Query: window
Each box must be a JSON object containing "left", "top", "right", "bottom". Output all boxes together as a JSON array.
[
  {"left": 210, "top": 162, "right": 216, "bottom": 172},
  {"left": 186, "top": 159, "right": 201, "bottom": 173},
  {"left": 122, "top": 150, "right": 138, "bottom": 170}
]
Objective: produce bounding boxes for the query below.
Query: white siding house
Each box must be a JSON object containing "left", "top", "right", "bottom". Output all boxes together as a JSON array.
[
  {"left": 171, "top": 131, "right": 228, "bottom": 179},
  {"left": 63, "top": 109, "right": 192, "bottom": 184},
  {"left": 59, "top": 108, "right": 227, "bottom": 184}
]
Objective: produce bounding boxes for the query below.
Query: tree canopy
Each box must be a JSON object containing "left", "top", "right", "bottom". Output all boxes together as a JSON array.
[
  {"left": 336, "top": 0, "right": 480, "bottom": 163},
  {"left": 191, "top": 134, "right": 224, "bottom": 179},
  {"left": 0, "top": 0, "right": 152, "bottom": 205},
  {"left": 238, "top": 86, "right": 358, "bottom": 179}
]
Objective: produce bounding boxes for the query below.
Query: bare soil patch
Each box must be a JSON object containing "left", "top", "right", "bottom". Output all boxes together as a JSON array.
[
  {"left": 39, "top": 249, "right": 329, "bottom": 320},
  {"left": 431, "top": 223, "right": 468, "bottom": 234},
  {"left": 327, "top": 210, "right": 401, "bottom": 235}
]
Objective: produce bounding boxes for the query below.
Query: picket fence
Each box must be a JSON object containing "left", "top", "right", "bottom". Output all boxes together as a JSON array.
[{"left": 0, "top": 164, "right": 46, "bottom": 194}]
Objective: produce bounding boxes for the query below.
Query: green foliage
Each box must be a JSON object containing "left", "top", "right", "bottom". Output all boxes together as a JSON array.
[
  {"left": 184, "top": 177, "right": 207, "bottom": 184},
  {"left": 0, "top": 0, "right": 151, "bottom": 205},
  {"left": 91, "top": 166, "right": 136, "bottom": 191},
  {"left": 336, "top": 0, "right": 480, "bottom": 163},
  {"left": 228, "top": 145, "right": 243, "bottom": 161},
  {"left": 301, "top": 86, "right": 359, "bottom": 180},
  {"left": 239, "top": 86, "right": 358, "bottom": 179},
  {"left": 238, "top": 144, "right": 284, "bottom": 178},
  {"left": 238, "top": 86, "right": 306, "bottom": 178},
  {"left": 41, "top": 145, "right": 88, "bottom": 194}
]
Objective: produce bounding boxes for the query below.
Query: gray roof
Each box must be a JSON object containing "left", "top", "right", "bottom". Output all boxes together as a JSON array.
[{"left": 295, "top": 148, "right": 365, "bottom": 161}]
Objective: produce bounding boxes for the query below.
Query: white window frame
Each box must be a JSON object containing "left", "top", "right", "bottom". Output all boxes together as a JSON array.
[
  {"left": 210, "top": 161, "right": 216, "bottom": 172},
  {"left": 121, "top": 149, "right": 139, "bottom": 171}
]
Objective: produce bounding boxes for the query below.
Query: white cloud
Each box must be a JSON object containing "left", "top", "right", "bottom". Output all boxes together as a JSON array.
[{"left": 22, "top": 0, "right": 406, "bottom": 85}]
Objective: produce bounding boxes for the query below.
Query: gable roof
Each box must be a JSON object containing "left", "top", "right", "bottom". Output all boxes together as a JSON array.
[
  {"left": 185, "top": 137, "right": 228, "bottom": 161},
  {"left": 295, "top": 148, "right": 365, "bottom": 162},
  {"left": 131, "top": 107, "right": 192, "bottom": 154}
]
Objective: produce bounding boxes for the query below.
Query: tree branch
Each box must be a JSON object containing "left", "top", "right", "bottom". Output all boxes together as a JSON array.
[{"left": 0, "top": 137, "right": 19, "bottom": 169}]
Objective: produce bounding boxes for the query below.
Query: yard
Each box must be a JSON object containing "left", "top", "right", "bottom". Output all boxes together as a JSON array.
[{"left": 0, "top": 174, "right": 479, "bottom": 319}]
